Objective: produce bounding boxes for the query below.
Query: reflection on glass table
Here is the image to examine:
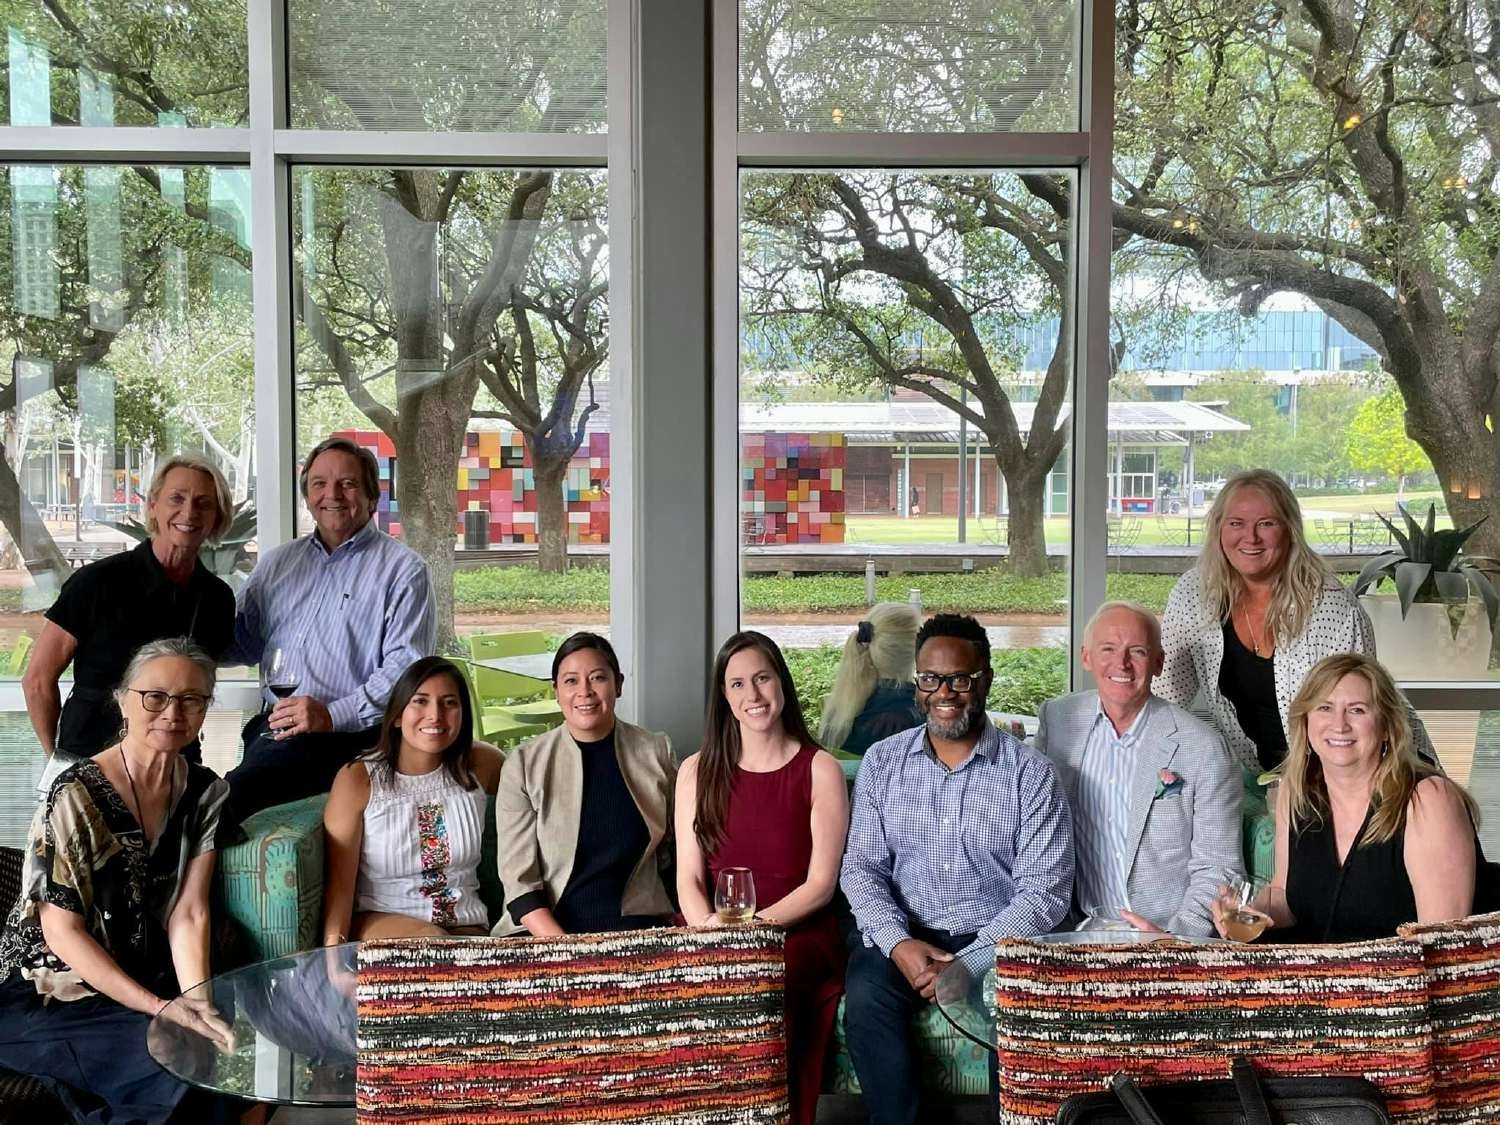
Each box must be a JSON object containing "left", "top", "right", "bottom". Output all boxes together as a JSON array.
[
  {"left": 933, "top": 931, "right": 1222, "bottom": 1051},
  {"left": 147, "top": 943, "right": 357, "bottom": 1107},
  {"left": 474, "top": 652, "right": 555, "bottom": 681}
]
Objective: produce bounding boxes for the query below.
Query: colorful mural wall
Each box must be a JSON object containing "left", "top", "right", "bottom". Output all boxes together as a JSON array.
[
  {"left": 741, "top": 432, "right": 846, "bottom": 545},
  {"left": 334, "top": 429, "right": 610, "bottom": 547},
  {"left": 335, "top": 428, "right": 843, "bottom": 547}
]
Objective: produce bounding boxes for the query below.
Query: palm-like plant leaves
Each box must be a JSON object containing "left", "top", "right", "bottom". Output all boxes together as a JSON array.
[{"left": 1354, "top": 503, "right": 1498, "bottom": 637}]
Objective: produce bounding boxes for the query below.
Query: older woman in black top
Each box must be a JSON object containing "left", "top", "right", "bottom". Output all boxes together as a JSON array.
[
  {"left": 22, "top": 453, "right": 236, "bottom": 768},
  {"left": 1214, "top": 653, "right": 1495, "bottom": 943}
]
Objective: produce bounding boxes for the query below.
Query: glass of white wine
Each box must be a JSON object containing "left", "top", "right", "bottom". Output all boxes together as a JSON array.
[
  {"left": 714, "top": 867, "right": 756, "bottom": 925},
  {"left": 1219, "top": 877, "right": 1273, "bottom": 942}
]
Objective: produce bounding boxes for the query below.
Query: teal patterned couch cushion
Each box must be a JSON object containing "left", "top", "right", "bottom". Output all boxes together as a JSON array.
[
  {"left": 825, "top": 995, "right": 993, "bottom": 1096},
  {"left": 216, "top": 792, "right": 505, "bottom": 965},
  {"left": 217, "top": 795, "right": 329, "bottom": 964},
  {"left": 1241, "top": 768, "right": 1274, "bottom": 882}
]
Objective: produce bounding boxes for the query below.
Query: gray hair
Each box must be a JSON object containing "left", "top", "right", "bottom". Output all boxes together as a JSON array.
[
  {"left": 114, "top": 637, "right": 217, "bottom": 703},
  {"left": 1082, "top": 600, "right": 1162, "bottom": 653},
  {"left": 146, "top": 453, "right": 234, "bottom": 543}
]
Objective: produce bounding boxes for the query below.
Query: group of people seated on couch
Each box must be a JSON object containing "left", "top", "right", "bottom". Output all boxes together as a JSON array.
[{"left": 0, "top": 453, "right": 1496, "bottom": 1125}]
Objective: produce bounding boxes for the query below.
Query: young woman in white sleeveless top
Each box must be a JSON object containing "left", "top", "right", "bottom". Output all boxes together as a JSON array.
[{"left": 321, "top": 656, "right": 503, "bottom": 941}]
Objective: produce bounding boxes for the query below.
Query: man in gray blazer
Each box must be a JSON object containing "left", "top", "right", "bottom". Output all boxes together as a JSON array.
[{"left": 1035, "top": 600, "right": 1243, "bottom": 936}]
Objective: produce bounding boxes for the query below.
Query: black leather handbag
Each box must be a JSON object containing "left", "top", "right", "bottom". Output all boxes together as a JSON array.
[{"left": 1054, "top": 1057, "right": 1392, "bottom": 1124}]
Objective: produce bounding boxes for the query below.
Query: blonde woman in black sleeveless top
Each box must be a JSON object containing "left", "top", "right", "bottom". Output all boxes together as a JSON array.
[{"left": 1213, "top": 652, "right": 1495, "bottom": 943}]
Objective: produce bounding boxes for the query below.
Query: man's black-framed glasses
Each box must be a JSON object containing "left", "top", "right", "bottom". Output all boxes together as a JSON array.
[
  {"left": 915, "top": 671, "right": 984, "bottom": 694},
  {"left": 127, "top": 689, "right": 210, "bottom": 715}
]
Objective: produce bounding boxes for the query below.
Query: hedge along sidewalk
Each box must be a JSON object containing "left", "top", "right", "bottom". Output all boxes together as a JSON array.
[{"left": 453, "top": 568, "right": 1180, "bottom": 617}]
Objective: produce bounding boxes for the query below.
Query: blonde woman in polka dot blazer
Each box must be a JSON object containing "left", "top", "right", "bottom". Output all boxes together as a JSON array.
[{"left": 1158, "top": 470, "right": 1434, "bottom": 772}]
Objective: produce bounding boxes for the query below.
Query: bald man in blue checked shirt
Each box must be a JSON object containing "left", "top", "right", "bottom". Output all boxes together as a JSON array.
[{"left": 839, "top": 613, "right": 1074, "bottom": 1125}]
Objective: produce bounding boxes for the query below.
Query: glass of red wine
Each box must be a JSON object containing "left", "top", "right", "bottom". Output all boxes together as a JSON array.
[{"left": 263, "top": 645, "right": 299, "bottom": 712}]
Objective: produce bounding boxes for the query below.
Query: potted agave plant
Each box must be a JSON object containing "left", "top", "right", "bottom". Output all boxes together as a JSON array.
[{"left": 1353, "top": 503, "right": 1498, "bottom": 680}]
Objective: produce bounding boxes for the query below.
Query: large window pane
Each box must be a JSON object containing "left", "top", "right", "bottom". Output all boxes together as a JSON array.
[
  {"left": 740, "top": 169, "right": 1075, "bottom": 737},
  {"left": 0, "top": 163, "right": 255, "bottom": 622},
  {"left": 739, "top": 0, "right": 1080, "bottom": 133},
  {"left": 288, "top": 0, "right": 607, "bottom": 132},
  {"left": 1111, "top": 0, "right": 1499, "bottom": 681},
  {"left": 2, "top": 2, "right": 247, "bottom": 127},
  {"left": 293, "top": 167, "right": 610, "bottom": 655}
]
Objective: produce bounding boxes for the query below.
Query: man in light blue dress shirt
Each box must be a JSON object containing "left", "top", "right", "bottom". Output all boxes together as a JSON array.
[
  {"left": 223, "top": 436, "right": 436, "bottom": 822},
  {"left": 840, "top": 613, "right": 1074, "bottom": 1125},
  {"left": 1034, "top": 601, "right": 1242, "bottom": 936}
]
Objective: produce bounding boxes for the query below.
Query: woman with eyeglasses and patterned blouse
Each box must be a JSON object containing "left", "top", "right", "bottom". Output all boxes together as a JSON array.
[{"left": 0, "top": 638, "right": 236, "bottom": 1123}]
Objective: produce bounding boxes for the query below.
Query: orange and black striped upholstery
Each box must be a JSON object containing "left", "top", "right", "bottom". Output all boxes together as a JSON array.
[
  {"left": 992, "top": 935, "right": 1435, "bottom": 1124},
  {"left": 356, "top": 927, "right": 789, "bottom": 1123},
  {"left": 1400, "top": 910, "right": 1500, "bottom": 1124}
]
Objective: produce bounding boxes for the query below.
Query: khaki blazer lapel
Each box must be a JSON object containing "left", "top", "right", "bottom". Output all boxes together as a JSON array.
[
  {"left": 546, "top": 728, "right": 586, "bottom": 896},
  {"left": 615, "top": 721, "right": 669, "bottom": 848},
  {"left": 1123, "top": 700, "right": 1181, "bottom": 873}
]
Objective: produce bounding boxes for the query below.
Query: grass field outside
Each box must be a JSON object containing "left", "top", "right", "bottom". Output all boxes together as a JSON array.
[{"left": 843, "top": 489, "right": 1448, "bottom": 548}]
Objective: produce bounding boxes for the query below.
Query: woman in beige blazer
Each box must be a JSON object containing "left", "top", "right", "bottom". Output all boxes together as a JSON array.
[{"left": 493, "top": 632, "right": 676, "bottom": 936}]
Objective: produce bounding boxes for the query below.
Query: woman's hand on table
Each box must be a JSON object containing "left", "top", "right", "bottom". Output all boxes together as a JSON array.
[{"left": 159, "top": 994, "right": 236, "bottom": 1054}]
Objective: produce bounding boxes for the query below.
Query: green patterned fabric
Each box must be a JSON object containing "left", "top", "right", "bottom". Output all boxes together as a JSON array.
[
  {"left": 1241, "top": 769, "right": 1275, "bottom": 882},
  {"left": 215, "top": 792, "right": 504, "bottom": 964},
  {"left": 825, "top": 995, "right": 993, "bottom": 1096}
]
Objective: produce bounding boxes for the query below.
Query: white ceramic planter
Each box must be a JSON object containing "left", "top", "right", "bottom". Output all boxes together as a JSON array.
[
  {"left": 1359, "top": 593, "right": 1492, "bottom": 680},
  {"left": 1359, "top": 592, "right": 1492, "bottom": 783}
]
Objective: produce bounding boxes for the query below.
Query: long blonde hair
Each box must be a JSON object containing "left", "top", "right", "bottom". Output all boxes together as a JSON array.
[
  {"left": 1282, "top": 653, "right": 1476, "bottom": 846},
  {"left": 817, "top": 602, "right": 919, "bottom": 750},
  {"left": 1198, "top": 469, "right": 1332, "bottom": 644}
]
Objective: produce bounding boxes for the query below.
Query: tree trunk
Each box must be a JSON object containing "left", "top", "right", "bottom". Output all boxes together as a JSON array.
[
  {"left": 380, "top": 187, "right": 476, "bottom": 656},
  {"left": 1002, "top": 458, "right": 1050, "bottom": 577},
  {"left": 533, "top": 452, "right": 569, "bottom": 574},
  {"left": 0, "top": 440, "right": 68, "bottom": 580}
]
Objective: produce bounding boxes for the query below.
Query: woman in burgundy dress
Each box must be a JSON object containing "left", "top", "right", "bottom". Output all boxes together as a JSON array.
[{"left": 676, "top": 631, "right": 851, "bottom": 1125}]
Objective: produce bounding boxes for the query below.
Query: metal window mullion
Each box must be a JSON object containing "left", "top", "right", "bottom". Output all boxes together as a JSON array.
[
  {"left": 248, "top": 0, "right": 294, "bottom": 549},
  {"left": 709, "top": 0, "right": 741, "bottom": 651},
  {"left": 1068, "top": 0, "right": 1115, "bottom": 688},
  {"left": 736, "top": 130, "right": 1089, "bottom": 168},
  {"left": 273, "top": 129, "right": 607, "bottom": 166},
  {"left": 0, "top": 126, "right": 251, "bottom": 162},
  {"left": 606, "top": 0, "right": 638, "bottom": 720}
]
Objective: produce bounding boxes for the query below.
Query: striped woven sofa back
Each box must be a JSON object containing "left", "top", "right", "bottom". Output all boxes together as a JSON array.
[
  {"left": 1400, "top": 910, "right": 1500, "bottom": 1124},
  {"left": 992, "top": 935, "right": 1437, "bottom": 1124},
  {"left": 356, "top": 927, "right": 789, "bottom": 1124}
]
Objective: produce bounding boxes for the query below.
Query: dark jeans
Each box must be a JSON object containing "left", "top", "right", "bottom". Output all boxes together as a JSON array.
[
  {"left": 843, "top": 925, "right": 998, "bottom": 1125},
  {"left": 0, "top": 977, "right": 240, "bottom": 1124},
  {"left": 223, "top": 713, "right": 380, "bottom": 827}
]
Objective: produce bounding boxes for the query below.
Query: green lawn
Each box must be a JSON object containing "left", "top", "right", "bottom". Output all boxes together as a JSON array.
[
  {"left": 452, "top": 565, "right": 1177, "bottom": 616},
  {"left": 843, "top": 490, "right": 1449, "bottom": 548}
]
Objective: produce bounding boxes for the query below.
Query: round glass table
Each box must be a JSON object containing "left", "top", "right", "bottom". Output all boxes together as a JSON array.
[
  {"left": 147, "top": 943, "right": 358, "bottom": 1107},
  {"left": 933, "top": 931, "right": 1220, "bottom": 1050}
]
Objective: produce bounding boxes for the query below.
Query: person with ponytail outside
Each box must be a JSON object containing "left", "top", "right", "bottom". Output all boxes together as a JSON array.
[{"left": 818, "top": 603, "right": 922, "bottom": 756}]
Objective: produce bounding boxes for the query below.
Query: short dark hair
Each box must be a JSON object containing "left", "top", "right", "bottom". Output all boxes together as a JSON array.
[
  {"left": 915, "top": 613, "right": 991, "bottom": 667},
  {"left": 300, "top": 436, "right": 381, "bottom": 506},
  {"left": 551, "top": 631, "right": 623, "bottom": 687}
]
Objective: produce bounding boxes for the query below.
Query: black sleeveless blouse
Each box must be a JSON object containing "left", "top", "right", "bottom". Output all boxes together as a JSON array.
[{"left": 1285, "top": 805, "right": 1417, "bottom": 943}]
